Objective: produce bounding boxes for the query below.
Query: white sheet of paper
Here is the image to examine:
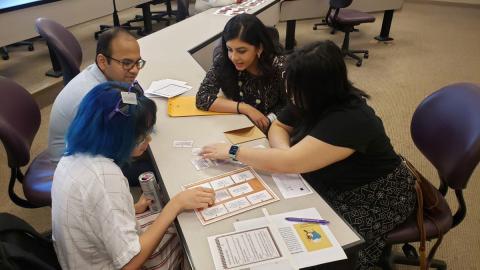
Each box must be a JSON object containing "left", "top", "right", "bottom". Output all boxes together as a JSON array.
[
  {"left": 210, "top": 176, "right": 235, "bottom": 190},
  {"left": 173, "top": 140, "right": 194, "bottom": 148},
  {"left": 152, "top": 83, "right": 191, "bottom": 98},
  {"left": 234, "top": 208, "right": 347, "bottom": 269},
  {"left": 191, "top": 147, "right": 202, "bottom": 155},
  {"left": 227, "top": 182, "right": 253, "bottom": 197},
  {"left": 189, "top": 182, "right": 213, "bottom": 190},
  {"left": 215, "top": 189, "right": 232, "bottom": 203},
  {"left": 246, "top": 190, "right": 273, "bottom": 204},
  {"left": 146, "top": 79, "right": 189, "bottom": 97},
  {"left": 208, "top": 227, "right": 284, "bottom": 270},
  {"left": 191, "top": 158, "right": 215, "bottom": 170},
  {"left": 224, "top": 197, "right": 250, "bottom": 212},
  {"left": 201, "top": 204, "right": 228, "bottom": 221},
  {"left": 272, "top": 174, "right": 313, "bottom": 199},
  {"left": 231, "top": 170, "right": 255, "bottom": 183}
]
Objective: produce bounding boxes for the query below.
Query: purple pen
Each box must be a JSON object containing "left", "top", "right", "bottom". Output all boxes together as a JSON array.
[{"left": 285, "top": 217, "right": 330, "bottom": 225}]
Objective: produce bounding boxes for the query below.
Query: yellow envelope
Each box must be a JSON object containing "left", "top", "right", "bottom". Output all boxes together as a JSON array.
[
  {"left": 224, "top": 126, "right": 266, "bottom": 144},
  {"left": 167, "top": 96, "right": 234, "bottom": 117}
]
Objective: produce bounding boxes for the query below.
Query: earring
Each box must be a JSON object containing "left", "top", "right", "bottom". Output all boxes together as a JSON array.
[{"left": 257, "top": 52, "right": 261, "bottom": 58}]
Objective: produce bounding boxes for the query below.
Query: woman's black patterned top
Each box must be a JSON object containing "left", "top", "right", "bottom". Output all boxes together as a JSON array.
[{"left": 195, "top": 55, "right": 287, "bottom": 116}]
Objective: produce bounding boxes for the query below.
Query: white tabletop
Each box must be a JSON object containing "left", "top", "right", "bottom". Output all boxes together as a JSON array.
[{"left": 137, "top": 3, "right": 363, "bottom": 269}]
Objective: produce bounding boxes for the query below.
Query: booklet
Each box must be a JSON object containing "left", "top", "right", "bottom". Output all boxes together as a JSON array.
[{"left": 234, "top": 208, "right": 347, "bottom": 269}]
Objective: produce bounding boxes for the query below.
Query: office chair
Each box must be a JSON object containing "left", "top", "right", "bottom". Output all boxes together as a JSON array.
[
  {"left": 313, "top": 0, "right": 375, "bottom": 67},
  {"left": 381, "top": 83, "right": 480, "bottom": 270},
  {"left": 0, "top": 76, "right": 56, "bottom": 208},
  {"left": 94, "top": 0, "right": 144, "bottom": 39},
  {"left": 126, "top": 0, "right": 175, "bottom": 34},
  {"left": 35, "top": 18, "right": 82, "bottom": 86},
  {"left": 1, "top": 41, "right": 34, "bottom": 60}
]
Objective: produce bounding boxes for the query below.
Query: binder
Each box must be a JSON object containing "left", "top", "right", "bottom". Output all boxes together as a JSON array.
[{"left": 167, "top": 96, "right": 234, "bottom": 117}]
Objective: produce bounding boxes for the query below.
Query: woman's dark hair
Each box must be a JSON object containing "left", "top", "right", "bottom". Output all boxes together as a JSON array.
[
  {"left": 286, "top": 41, "right": 369, "bottom": 139},
  {"left": 65, "top": 81, "right": 157, "bottom": 165},
  {"left": 217, "top": 14, "right": 281, "bottom": 99}
]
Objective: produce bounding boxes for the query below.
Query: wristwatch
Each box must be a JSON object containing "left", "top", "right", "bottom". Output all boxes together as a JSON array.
[{"left": 229, "top": 145, "right": 240, "bottom": 161}]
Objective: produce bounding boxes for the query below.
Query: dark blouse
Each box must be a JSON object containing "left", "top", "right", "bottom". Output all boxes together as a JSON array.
[
  {"left": 278, "top": 99, "right": 400, "bottom": 191},
  {"left": 195, "top": 55, "right": 287, "bottom": 116}
]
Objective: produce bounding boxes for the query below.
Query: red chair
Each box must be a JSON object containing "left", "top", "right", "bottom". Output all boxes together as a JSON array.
[
  {"left": 381, "top": 83, "right": 480, "bottom": 269},
  {"left": 0, "top": 76, "right": 55, "bottom": 208}
]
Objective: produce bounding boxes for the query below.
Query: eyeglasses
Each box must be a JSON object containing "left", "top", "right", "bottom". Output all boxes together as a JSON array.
[
  {"left": 105, "top": 55, "right": 146, "bottom": 71},
  {"left": 106, "top": 81, "right": 144, "bottom": 121}
]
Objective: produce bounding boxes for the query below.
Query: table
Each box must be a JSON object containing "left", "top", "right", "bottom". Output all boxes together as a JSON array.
[{"left": 136, "top": 2, "right": 364, "bottom": 269}]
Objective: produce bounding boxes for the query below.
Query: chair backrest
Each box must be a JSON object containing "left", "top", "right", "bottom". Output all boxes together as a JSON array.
[
  {"left": 329, "top": 0, "right": 353, "bottom": 9},
  {"left": 35, "top": 18, "right": 82, "bottom": 85},
  {"left": 0, "top": 77, "right": 41, "bottom": 168},
  {"left": 411, "top": 83, "right": 480, "bottom": 190}
]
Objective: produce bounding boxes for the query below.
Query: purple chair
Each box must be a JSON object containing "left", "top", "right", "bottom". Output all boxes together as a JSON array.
[
  {"left": 313, "top": 0, "right": 375, "bottom": 67},
  {"left": 381, "top": 83, "right": 480, "bottom": 269},
  {"left": 35, "top": 18, "right": 82, "bottom": 86},
  {"left": 0, "top": 76, "right": 55, "bottom": 208}
]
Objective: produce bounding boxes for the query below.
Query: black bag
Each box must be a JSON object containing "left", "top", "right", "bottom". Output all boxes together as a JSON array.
[{"left": 0, "top": 213, "right": 61, "bottom": 270}]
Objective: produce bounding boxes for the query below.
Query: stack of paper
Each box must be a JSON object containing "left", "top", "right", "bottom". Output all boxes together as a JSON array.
[{"left": 145, "top": 79, "right": 192, "bottom": 98}]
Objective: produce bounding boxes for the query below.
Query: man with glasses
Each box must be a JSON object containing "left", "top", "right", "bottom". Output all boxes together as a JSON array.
[{"left": 48, "top": 27, "right": 148, "bottom": 185}]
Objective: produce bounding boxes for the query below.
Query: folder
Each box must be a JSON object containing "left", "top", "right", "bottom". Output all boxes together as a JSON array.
[
  {"left": 167, "top": 96, "right": 234, "bottom": 117},
  {"left": 224, "top": 125, "right": 266, "bottom": 144}
]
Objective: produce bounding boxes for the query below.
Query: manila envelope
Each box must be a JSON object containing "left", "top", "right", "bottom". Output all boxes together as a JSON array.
[
  {"left": 224, "top": 125, "right": 266, "bottom": 144},
  {"left": 167, "top": 96, "right": 234, "bottom": 117}
]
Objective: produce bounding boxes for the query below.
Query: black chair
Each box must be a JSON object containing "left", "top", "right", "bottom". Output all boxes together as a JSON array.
[
  {"left": 381, "top": 83, "right": 480, "bottom": 269},
  {"left": 94, "top": 0, "right": 144, "bottom": 39},
  {"left": 35, "top": 18, "right": 82, "bottom": 86},
  {"left": 0, "top": 76, "right": 56, "bottom": 208},
  {"left": 126, "top": 0, "right": 175, "bottom": 34},
  {"left": 313, "top": 0, "right": 375, "bottom": 67},
  {"left": 1, "top": 41, "right": 34, "bottom": 60}
]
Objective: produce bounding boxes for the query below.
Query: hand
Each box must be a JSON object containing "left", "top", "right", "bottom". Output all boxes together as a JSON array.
[
  {"left": 201, "top": 143, "right": 231, "bottom": 160},
  {"left": 171, "top": 187, "right": 215, "bottom": 212},
  {"left": 240, "top": 104, "right": 270, "bottom": 133},
  {"left": 134, "top": 194, "right": 153, "bottom": 214}
]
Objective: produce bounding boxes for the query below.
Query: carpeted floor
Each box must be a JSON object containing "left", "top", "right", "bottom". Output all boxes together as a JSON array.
[{"left": 1, "top": 1, "right": 479, "bottom": 269}]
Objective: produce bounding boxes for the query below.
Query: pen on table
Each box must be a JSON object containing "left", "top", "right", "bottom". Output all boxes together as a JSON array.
[{"left": 285, "top": 217, "right": 330, "bottom": 225}]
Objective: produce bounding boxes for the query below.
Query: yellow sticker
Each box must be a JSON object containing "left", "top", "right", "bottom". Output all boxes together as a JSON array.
[{"left": 293, "top": 223, "right": 332, "bottom": 251}]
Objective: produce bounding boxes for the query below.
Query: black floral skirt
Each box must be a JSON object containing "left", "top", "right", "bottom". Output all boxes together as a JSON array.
[{"left": 317, "top": 162, "right": 417, "bottom": 269}]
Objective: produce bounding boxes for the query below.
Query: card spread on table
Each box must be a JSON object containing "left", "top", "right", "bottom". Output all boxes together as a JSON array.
[
  {"left": 183, "top": 167, "right": 279, "bottom": 225},
  {"left": 173, "top": 140, "right": 194, "bottom": 148}
]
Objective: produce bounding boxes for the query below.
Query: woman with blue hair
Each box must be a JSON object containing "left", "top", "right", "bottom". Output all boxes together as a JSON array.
[{"left": 51, "top": 81, "right": 215, "bottom": 270}]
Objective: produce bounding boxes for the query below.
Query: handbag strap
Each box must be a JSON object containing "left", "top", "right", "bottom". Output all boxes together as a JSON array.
[{"left": 414, "top": 181, "right": 427, "bottom": 270}]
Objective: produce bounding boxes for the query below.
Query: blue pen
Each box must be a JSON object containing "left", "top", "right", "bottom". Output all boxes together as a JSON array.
[{"left": 285, "top": 217, "right": 330, "bottom": 225}]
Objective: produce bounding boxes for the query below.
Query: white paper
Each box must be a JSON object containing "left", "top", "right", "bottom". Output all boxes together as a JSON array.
[
  {"left": 210, "top": 176, "right": 235, "bottom": 190},
  {"left": 189, "top": 182, "right": 213, "bottom": 190},
  {"left": 227, "top": 182, "right": 253, "bottom": 197},
  {"left": 224, "top": 197, "right": 250, "bottom": 212},
  {"left": 207, "top": 227, "right": 285, "bottom": 270},
  {"left": 201, "top": 204, "right": 228, "bottom": 221},
  {"left": 214, "top": 189, "right": 232, "bottom": 203},
  {"left": 145, "top": 79, "right": 191, "bottom": 98},
  {"left": 191, "top": 157, "right": 215, "bottom": 170},
  {"left": 246, "top": 190, "right": 273, "bottom": 204},
  {"left": 231, "top": 170, "right": 255, "bottom": 183},
  {"left": 173, "top": 140, "right": 194, "bottom": 147},
  {"left": 234, "top": 208, "right": 347, "bottom": 269},
  {"left": 272, "top": 174, "right": 313, "bottom": 199}
]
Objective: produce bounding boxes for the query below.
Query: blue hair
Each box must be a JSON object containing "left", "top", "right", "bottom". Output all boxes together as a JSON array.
[{"left": 65, "top": 81, "right": 157, "bottom": 165}]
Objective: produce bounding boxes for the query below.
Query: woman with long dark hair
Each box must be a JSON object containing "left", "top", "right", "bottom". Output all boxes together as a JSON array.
[
  {"left": 201, "top": 41, "right": 417, "bottom": 269},
  {"left": 196, "top": 13, "right": 287, "bottom": 132}
]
